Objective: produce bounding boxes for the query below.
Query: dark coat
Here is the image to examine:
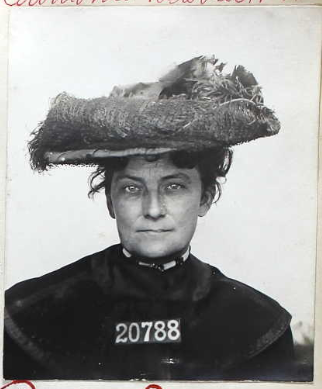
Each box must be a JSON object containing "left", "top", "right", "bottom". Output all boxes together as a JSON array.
[{"left": 4, "top": 244, "right": 296, "bottom": 381}]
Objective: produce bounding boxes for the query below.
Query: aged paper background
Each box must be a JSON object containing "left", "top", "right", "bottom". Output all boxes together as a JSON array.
[{"left": 0, "top": 3, "right": 322, "bottom": 389}]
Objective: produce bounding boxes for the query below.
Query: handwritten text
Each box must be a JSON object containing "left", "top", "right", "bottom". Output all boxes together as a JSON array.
[{"left": 4, "top": 0, "right": 129, "bottom": 6}]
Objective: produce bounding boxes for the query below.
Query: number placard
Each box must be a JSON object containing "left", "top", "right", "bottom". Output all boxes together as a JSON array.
[{"left": 115, "top": 319, "right": 181, "bottom": 345}]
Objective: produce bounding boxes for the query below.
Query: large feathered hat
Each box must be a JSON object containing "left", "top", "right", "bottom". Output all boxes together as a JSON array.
[{"left": 29, "top": 55, "right": 280, "bottom": 171}]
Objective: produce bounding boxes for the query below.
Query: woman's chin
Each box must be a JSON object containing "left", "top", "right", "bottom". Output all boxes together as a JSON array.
[{"left": 129, "top": 243, "right": 183, "bottom": 262}]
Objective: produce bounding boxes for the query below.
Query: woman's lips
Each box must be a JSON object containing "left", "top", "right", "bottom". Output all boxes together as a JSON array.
[{"left": 137, "top": 229, "right": 173, "bottom": 233}]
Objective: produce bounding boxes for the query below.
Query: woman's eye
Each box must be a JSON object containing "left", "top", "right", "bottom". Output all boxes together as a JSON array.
[
  {"left": 166, "top": 183, "right": 184, "bottom": 191},
  {"left": 124, "top": 185, "right": 141, "bottom": 194}
]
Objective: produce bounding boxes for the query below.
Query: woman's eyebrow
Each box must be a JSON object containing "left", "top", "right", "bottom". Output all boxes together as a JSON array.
[
  {"left": 161, "top": 173, "right": 192, "bottom": 183},
  {"left": 115, "top": 174, "right": 144, "bottom": 183},
  {"left": 115, "top": 173, "right": 192, "bottom": 183}
]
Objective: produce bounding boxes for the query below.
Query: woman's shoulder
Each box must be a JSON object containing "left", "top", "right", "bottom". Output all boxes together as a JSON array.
[
  {"left": 190, "top": 255, "right": 292, "bottom": 370},
  {"left": 5, "top": 244, "right": 120, "bottom": 313},
  {"left": 211, "top": 263, "right": 291, "bottom": 321},
  {"left": 192, "top": 254, "right": 291, "bottom": 322}
]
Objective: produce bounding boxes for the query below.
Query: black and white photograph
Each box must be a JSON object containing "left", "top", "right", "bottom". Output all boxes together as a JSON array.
[{"left": 2, "top": 5, "right": 321, "bottom": 383}]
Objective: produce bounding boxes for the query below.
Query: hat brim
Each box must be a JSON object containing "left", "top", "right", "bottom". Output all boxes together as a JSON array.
[
  {"left": 29, "top": 93, "right": 280, "bottom": 171},
  {"left": 44, "top": 147, "right": 174, "bottom": 165}
]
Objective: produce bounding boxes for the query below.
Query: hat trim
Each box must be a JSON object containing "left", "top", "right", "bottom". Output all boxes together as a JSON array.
[
  {"left": 44, "top": 147, "right": 174, "bottom": 164},
  {"left": 29, "top": 55, "right": 281, "bottom": 171}
]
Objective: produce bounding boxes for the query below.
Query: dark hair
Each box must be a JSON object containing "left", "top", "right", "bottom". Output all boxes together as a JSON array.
[{"left": 88, "top": 148, "right": 233, "bottom": 203}]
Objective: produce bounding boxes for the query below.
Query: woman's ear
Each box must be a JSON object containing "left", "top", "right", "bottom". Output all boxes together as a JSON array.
[
  {"left": 106, "top": 195, "right": 116, "bottom": 219},
  {"left": 198, "top": 190, "right": 214, "bottom": 217}
]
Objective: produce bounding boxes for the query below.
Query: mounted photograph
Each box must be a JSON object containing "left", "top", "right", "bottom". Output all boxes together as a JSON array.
[{"left": 3, "top": 5, "right": 320, "bottom": 383}]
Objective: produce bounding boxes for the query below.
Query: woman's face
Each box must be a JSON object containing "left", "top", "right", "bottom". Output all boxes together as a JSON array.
[{"left": 107, "top": 155, "right": 212, "bottom": 260}]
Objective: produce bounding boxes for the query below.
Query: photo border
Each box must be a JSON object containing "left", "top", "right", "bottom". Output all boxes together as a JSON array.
[{"left": 0, "top": 3, "right": 321, "bottom": 388}]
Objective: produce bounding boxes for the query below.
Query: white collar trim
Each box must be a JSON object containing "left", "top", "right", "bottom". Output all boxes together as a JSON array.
[{"left": 122, "top": 247, "right": 190, "bottom": 272}]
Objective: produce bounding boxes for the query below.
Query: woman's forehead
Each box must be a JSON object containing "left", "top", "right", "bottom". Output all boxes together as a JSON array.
[{"left": 113, "top": 154, "right": 200, "bottom": 181}]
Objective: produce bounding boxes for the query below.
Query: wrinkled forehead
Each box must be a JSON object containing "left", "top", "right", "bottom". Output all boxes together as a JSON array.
[{"left": 112, "top": 154, "right": 200, "bottom": 183}]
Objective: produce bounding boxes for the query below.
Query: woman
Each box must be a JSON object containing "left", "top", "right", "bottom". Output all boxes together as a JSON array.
[{"left": 4, "top": 56, "right": 296, "bottom": 380}]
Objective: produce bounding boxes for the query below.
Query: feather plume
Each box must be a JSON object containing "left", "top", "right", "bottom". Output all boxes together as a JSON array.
[{"left": 28, "top": 55, "right": 279, "bottom": 171}]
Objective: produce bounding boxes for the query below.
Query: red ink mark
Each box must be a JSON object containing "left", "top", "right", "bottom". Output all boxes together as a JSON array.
[
  {"left": 147, "top": 0, "right": 264, "bottom": 3},
  {"left": 0, "top": 381, "right": 35, "bottom": 389},
  {"left": 3, "top": 0, "right": 126, "bottom": 5},
  {"left": 145, "top": 385, "right": 163, "bottom": 389},
  {"left": 3, "top": 0, "right": 25, "bottom": 6},
  {"left": 3, "top": 0, "right": 266, "bottom": 5}
]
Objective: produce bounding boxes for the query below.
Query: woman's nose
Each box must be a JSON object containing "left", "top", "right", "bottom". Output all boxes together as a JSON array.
[{"left": 143, "top": 192, "right": 166, "bottom": 219}]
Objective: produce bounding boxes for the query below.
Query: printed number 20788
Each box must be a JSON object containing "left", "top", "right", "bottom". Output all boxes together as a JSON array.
[{"left": 115, "top": 319, "right": 181, "bottom": 344}]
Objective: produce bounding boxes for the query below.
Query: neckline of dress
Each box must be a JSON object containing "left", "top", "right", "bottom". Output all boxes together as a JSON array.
[{"left": 122, "top": 247, "right": 190, "bottom": 272}]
